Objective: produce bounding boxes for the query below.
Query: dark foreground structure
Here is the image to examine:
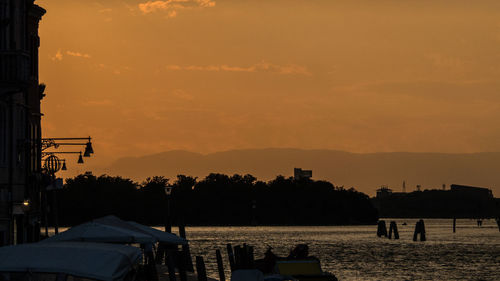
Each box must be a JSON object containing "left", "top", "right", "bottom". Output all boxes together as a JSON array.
[
  {"left": 0, "top": 0, "right": 46, "bottom": 245},
  {"left": 372, "top": 184, "right": 499, "bottom": 218}
]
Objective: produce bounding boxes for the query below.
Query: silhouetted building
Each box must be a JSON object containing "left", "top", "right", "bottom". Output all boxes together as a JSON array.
[
  {"left": 372, "top": 183, "right": 497, "bottom": 218},
  {"left": 294, "top": 168, "right": 312, "bottom": 180},
  {"left": 0, "top": 0, "right": 46, "bottom": 245},
  {"left": 376, "top": 186, "right": 393, "bottom": 198},
  {"left": 450, "top": 184, "right": 493, "bottom": 198}
]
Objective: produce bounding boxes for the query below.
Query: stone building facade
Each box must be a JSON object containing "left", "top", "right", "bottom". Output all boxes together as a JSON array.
[{"left": 0, "top": 0, "right": 45, "bottom": 245}]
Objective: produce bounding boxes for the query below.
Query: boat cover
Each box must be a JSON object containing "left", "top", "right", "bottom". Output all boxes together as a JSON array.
[
  {"left": 126, "top": 221, "right": 188, "bottom": 245},
  {"left": 93, "top": 215, "right": 187, "bottom": 245},
  {"left": 0, "top": 242, "right": 141, "bottom": 281},
  {"left": 41, "top": 221, "right": 155, "bottom": 244}
]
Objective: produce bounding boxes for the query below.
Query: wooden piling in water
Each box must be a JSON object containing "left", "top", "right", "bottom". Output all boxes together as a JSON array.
[
  {"left": 166, "top": 250, "right": 177, "bottom": 281},
  {"left": 226, "top": 244, "right": 235, "bottom": 272},
  {"left": 453, "top": 217, "right": 456, "bottom": 233},
  {"left": 156, "top": 243, "right": 165, "bottom": 264},
  {"left": 413, "top": 221, "right": 420, "bottom": 241},
  {"left": 241, "top": 244, "right": 249, "bottom": 268},
  {"left": 248, "top": 246, "right": 255, "bottom": 267},
  {"left": 419, "top": 219, "right": 426, "bottom": 241},
  {"left": 215, "top": 249, "right": 225, "bottom": 281},
  {"left": 413, "top": 219, "right": 426, "bottom": 241},
  {"left": 377, "top": 220, "right": 387, "bottom": 237},
  {"left": 195, "top": 256, "right": 208, "bottom": 281},
  {"left": 178, "top": 250, "right": 188, "bottom": 281},
  {"left": 234, "top": 245, "right": 242, "bottom": 269},
  {"left": 147, "top": 251, "right": 159, "bottom": 281},
  {"left": 179, "top": 222, "right": 194, "bottom": 272},
  {"left": 388, "top": 221, "right": 399, "bottom": 239}
]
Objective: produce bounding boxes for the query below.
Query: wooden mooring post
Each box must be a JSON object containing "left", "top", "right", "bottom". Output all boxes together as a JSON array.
[
  {"left": 215, "top": 249, "right": 225, "bottom": 281},
  {"left": 156, "top": 243, "right": 165, "bottom": 265},
  {"left": 226, "top": 244, "right": 235, "bottom": 272},
  {"left": 195, "top": 256, "right": 208, "bottom": 281},
  {"left": 179, "top": 222, "right": 194, "bottom": 272},
  {"left": 233, "top": 245, "right": 242, "bottom": 270},
  {"left": 166, "top": 250, "right": 177, "bottom": 281},
  {"left": 388, "top": 221, "right": 399, "bottom": 239},
  {"left": 248, "top": 245, "right": 255, "bottom": 267},
  {"left": 377, "top": 220, "right": 388, "bottom": 237},
  {"left": 178, "top": 250, "right": 188, "bottom": 281},
  {"left": 413, "top": 219, "right": 426, "bottom": 241}
]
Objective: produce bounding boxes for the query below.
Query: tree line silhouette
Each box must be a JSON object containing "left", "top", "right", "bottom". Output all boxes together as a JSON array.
[{"left": 54, "top": 173, "right": 378, "bottom": 226}]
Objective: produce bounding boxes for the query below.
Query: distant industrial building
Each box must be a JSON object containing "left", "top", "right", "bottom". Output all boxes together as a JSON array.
[
  {"left": 294, "top": 168, "right": 312, "bottom": 180},
  {"left": 376, "top": 186, "right": 393, "bottom": 198},
  {"left": 450, "top": 184, "right": 494, "bottom": 198},
  {"left": 372, "top": 183, "right": 498, "bottom": 218}
]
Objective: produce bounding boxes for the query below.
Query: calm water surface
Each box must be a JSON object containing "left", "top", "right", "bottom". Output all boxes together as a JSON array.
[
  {"left": 53, "top": 219, "right": 500, "bottom": 280},
  {"left": 179, "top": 219, "right": 499, "bottom": 281}
]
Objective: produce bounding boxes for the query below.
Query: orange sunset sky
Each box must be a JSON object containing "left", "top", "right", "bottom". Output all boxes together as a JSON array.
[{"left": 37, "top": 0, "right": 500, "bottom": 172}]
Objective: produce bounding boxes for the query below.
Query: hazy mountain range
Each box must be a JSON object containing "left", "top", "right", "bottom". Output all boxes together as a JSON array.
[{"left": 98, "top": 149, "right": 500, "bottom": 197}]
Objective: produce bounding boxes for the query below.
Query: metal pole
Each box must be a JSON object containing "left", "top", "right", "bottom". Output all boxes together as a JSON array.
[
  {"left": 43, "top": 190, "right": 49, "bottom": 237},
  {"left": 51, "top": 175, "right": 58, "bottom": 235},
  {"left": 165, "top": 195, "right": 171, "bottom": 233},
  {"left": 7, "top": 95, "right": 14, "bottom": 244}
]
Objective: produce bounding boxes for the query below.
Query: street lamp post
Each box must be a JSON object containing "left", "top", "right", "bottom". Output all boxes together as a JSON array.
[
  {"left": 40, "top": 137, "right": 94, "bottom": 237},
  {"left": 164, "top": 186, "right": 173, "bottom": 233}
]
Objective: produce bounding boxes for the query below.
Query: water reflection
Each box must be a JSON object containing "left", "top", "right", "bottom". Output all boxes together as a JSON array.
[{"left": 49, "top": 219, "right": 499, "bottom": 280}]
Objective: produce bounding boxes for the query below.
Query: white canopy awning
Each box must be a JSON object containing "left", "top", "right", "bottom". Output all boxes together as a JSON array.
[
  {"left": 92, "top": 215, "right": 187, "bottom": 245},
  {"left": 127, "top": 221, "right": 188, "bottom": 245},
  {"left": 41, "top": 221, "right": 156, "bottom": 244},
  {"left": 0, "top": 242, "right": 141, "bottom": 281}
]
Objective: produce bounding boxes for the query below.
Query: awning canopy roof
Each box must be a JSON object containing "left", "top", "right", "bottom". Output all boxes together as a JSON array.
[
  {"left": 93, "top": 215, "right": 187, "bottom": 245},
  {"left": 41, "top": 221, "right": 156, "bottom": 244},
  {"left": 43, "top": 215, "right": 187, "bottom": 246},
  {"left": 0, "top": 242, "right": 141, "bottom": 281},
  {"left": 126, "top": 220, "right": 187, "bottom": 245}
]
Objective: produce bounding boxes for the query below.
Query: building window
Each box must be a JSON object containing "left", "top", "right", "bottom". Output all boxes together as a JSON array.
[
  {"left": 30, "top": 123, "right": 38, "bottom": 172},
  {"left": 0, "top": 103, "right": 7, "bottom": 166},
  {"left": 16, "top": 107, "right": 25, "bottom": 167}
]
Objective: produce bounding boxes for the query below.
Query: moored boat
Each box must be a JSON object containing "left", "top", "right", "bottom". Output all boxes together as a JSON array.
[{"left": 0, "top": 242, "right": 142, "bottom": 281}]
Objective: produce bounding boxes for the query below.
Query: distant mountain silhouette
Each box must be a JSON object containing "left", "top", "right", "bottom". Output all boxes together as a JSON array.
[{"left": 100, "top": 149, "right": 500, "bottom": 196}]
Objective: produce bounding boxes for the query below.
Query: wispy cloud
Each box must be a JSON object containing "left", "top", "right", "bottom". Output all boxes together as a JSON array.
[
  {"left": 66, "top": 51, "right": 91, "bottom": 58},
  {"left": 166, "top": 61, "right": 311, "bottom": 76},
  {"left": 95, "top": 63, "right": 132, "bottom": 76},
  {"left": 51, "top": 50, "right": 92, "bottom": 61},
  {"left": 425, "top": 53, "right": 467, "bottom": 72},
  {"left": 98, "top": 8, "right": 112, "bottom": 13},
  {"left": 172, "top": 89, "right": 194, "bottom": 101},
  {"left": 50, "top": 49, "right": 63, "bottom": 61},
  {"left": 82, "top": 99, "right": 114, "bottom": 106},
  {"left": 138, "top": 0, "right": 215, "bottom": 17}
]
